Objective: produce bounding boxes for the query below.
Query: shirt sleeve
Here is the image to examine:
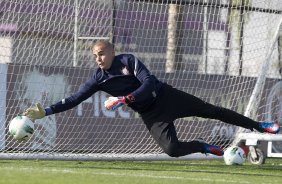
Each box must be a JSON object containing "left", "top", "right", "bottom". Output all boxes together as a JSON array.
[
  {"left": 127, "top": 55, "right": 157, "bottom": 103},
  {"left": 45, "top": 75, "right": 99, "bottom": 115}
]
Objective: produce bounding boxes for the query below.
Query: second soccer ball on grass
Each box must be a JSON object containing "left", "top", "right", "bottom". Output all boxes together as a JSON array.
[{"left": 223, "top": 146, "right": 246, "bottom": 165}]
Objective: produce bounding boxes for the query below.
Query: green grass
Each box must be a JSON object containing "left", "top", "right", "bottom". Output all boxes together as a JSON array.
[{"left": 0, "top": 158, "right": 281, "bottom": 184}]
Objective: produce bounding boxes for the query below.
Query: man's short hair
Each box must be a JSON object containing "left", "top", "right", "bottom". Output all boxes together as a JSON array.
[{"left": 93, "top": 40, "right": 114, "bottom": 50}]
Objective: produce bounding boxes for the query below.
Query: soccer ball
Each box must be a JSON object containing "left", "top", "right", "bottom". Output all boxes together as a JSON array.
[
  {"left": 9, "top": 115, "right": 34, "bottom": 141},
  {"left": 223, "top": 146, "right": 246, "bottom": 165}
]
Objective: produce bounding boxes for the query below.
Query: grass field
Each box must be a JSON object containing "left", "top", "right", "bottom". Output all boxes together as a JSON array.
[{"left": 0, "top": 158, "right": 281, "bottom": 184}]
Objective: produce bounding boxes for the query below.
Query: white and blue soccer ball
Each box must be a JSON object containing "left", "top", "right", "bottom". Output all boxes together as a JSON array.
[
  {"left": 9, "top": 115, "right": 34, "bottom": 141},
  {"left": 224, "top": 146, "right": 246, "bottom": 165}
]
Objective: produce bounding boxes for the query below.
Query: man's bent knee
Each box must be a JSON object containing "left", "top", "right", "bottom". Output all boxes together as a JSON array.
[{"left": 162, "top": 143, "right": 181, "bottom": 157}]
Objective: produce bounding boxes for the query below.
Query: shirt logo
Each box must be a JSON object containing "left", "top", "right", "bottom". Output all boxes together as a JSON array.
[{"left": 121, "top": 67, "right": 130, "bottom": 75}]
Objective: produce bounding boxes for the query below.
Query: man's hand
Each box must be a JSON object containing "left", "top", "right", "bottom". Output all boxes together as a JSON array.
[
  {"left": 104, "top": 96, "right": 127, "bottom": 110},
  {"left": 23, "top": 103, "right": 46, "bottom": 121}
]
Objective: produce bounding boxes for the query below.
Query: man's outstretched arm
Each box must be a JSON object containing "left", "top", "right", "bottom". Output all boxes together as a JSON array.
[{"left": 23, "top": 76, "right": 99, "bottom": 119}]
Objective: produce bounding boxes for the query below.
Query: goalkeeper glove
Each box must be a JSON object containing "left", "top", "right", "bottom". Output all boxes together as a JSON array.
[
  {"left": 23, "top": 103, "right": 46, "bottom": 121},
  {"left": 104, "top": 95, "right": 135, "bottom": 110}
]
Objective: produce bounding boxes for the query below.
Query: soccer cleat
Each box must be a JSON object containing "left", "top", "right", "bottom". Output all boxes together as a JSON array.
[
  {"left": 196, "top": 139, "right": 224, "bottom": 156},
  {"left": 203, "top": 143, "right": 224, "bottom": 156},
  {"left": 257, "top": 122, "right": 280, "bottom": 134}
]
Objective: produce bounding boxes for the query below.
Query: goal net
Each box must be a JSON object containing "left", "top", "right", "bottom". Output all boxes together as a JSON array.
[{"left": 0, "top": 0, "right": 282, "bottom": 160}]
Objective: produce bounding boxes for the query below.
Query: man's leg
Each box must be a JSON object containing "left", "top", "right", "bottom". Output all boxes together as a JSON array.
[
  {"left": 164, "top": 86, "right": 266, "bottom": 130},
  {"left": 144, "top": 120, "right": 223, "bottom": 157},
  {"left": 163, "top": 87, "right": 257, "bottom": 130},
  {"left": 182, "top": 93, "right": 279, "bottom": 133},
  {"left": 166, "top": 87, "right": 279, "bottom": 133}
]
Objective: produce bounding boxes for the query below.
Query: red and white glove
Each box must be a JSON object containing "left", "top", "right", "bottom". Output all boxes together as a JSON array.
[{"left": 104, "top": 95, "right": 135, "bottom": 110}]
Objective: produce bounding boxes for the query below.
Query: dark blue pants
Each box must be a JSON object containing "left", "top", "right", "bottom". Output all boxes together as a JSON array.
[{"left": 139, "top": 84, "right": 259, "bottom": 157}]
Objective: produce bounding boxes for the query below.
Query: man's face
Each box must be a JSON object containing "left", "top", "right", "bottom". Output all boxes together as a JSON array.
[{"left": 92, "top": 43, "right": 115, "bottom": 70}]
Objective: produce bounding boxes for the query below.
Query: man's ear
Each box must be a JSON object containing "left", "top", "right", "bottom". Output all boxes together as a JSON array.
[{"left": 111, "top": 50, "right": 115, "bottom": 58}]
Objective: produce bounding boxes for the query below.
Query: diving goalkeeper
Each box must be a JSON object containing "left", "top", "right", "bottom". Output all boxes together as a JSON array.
[{"left": 23, "top": 40, "right": 280, "bottom": 157}]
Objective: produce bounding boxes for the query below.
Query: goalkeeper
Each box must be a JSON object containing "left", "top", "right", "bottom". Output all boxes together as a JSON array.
[{"left": 23, "top": 40, "right": 280, "bottom": 157}]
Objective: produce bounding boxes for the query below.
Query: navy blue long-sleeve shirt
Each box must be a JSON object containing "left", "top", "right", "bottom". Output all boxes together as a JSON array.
[{"left": 45, "top": 54, "right": 163, "bottom": 115}]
